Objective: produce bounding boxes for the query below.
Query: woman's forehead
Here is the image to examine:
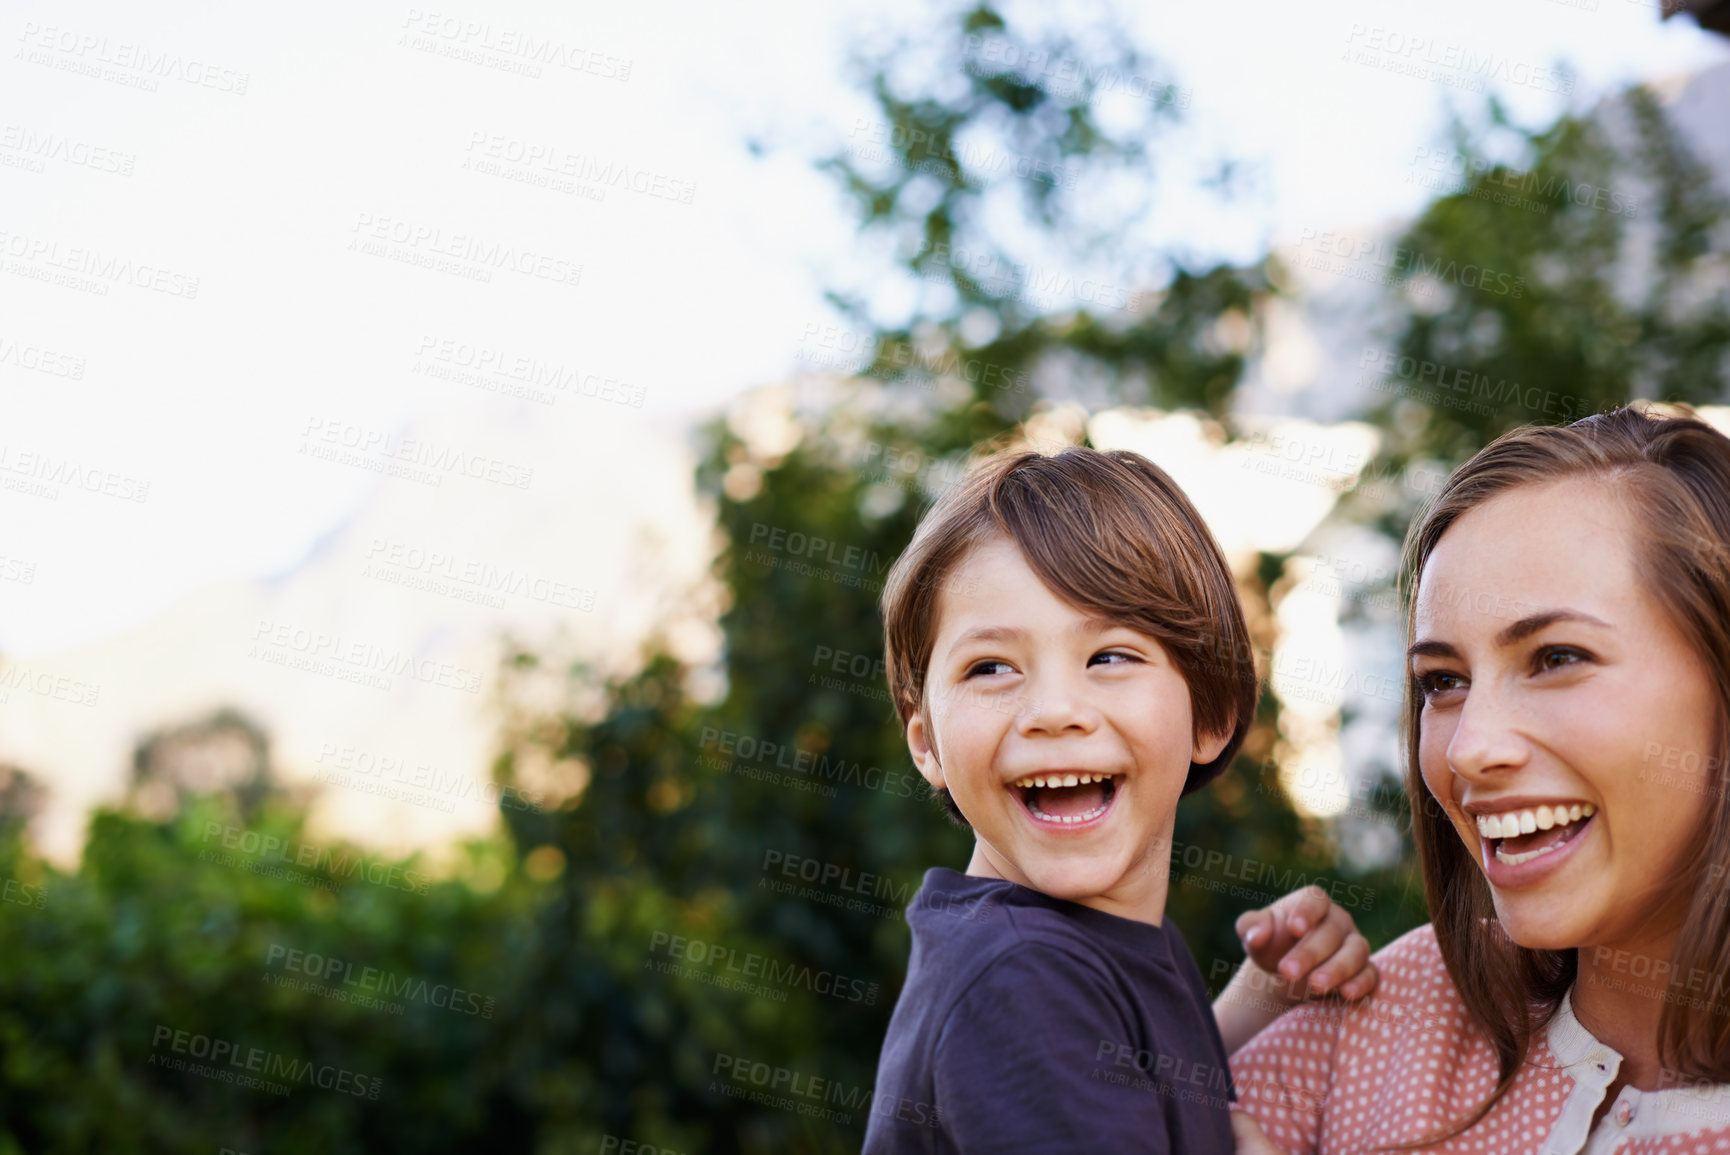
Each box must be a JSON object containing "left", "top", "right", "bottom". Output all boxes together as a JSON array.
[{"left": 1415, "top": 482, "right": 1636, "bottom": 629}]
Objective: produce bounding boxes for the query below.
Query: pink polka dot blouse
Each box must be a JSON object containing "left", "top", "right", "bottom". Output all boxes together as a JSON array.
[{"left": 1230, "top": 924, "right": 1730, "bottom": 1154}]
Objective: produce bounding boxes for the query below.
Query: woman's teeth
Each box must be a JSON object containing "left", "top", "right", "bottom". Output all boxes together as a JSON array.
[{"left": 1474, "top": 802, "right": 1595, "bottom": 841}]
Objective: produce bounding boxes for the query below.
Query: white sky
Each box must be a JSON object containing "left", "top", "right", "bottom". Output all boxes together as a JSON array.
[
  {"left": 2, "top": 0, "right": 1726, "bottom": 858},
  {"left": 0, "top": 0, "right": 1723, "bottom": 654}
]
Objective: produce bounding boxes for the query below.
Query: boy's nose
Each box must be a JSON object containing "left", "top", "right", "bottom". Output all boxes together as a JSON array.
[{"left": 1016, "top": 673, "right": 1100, "bottom": 735}]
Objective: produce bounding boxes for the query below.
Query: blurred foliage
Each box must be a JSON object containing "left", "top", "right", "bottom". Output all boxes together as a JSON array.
[
  {"left": 1344, "top": 87, "right": 1730, "bottom": 544},
  {"left": 3, "top": 5, "right": 1727, "bottom": 1152}
]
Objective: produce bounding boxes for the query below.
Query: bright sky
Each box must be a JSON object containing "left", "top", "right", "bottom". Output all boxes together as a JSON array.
[
  {"left": 0, "top": 0, "right": 1724, "bottom": 659},
  {"left": 2, "top": 0, "right": 1726, "bottom": 861}
]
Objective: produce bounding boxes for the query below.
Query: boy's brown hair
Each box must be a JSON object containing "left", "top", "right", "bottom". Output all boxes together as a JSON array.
[{"left": 880, "top": 445, "right": 1259, "bottom": 824}]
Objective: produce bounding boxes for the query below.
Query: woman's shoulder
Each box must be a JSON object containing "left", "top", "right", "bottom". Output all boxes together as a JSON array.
[
  {"left": 1348, "top": 921, "right": 1476, "bottom": 1041},
  {"left": 1363, "top": 921, "right": 1452, "bottom": 990}
]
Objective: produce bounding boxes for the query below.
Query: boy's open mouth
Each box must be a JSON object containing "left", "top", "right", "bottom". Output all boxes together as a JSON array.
[
  {"left": 1475, "top": 802, "right": 1596, "bottom": 866},
  {"left": 1009, "top": 772, "right": 1120, "bottom": 825}
]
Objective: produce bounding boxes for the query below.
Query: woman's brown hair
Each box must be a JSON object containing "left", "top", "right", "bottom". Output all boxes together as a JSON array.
[
  {"left": 880, "top": 445, "right": 1259, "bottom": 823},
  {"left": 1398, "top": 403, "right": 1730, "bottom": 1144}
]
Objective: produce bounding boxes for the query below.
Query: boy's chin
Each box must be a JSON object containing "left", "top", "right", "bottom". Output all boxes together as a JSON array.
[{"left": 1014, "top": 859, "right": 1124, "bottom": 903}]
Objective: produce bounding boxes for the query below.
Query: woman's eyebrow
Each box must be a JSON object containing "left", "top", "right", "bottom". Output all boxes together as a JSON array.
[
  {"left": 1408, "top": 609, "right": 1611, "bottom": 662},
  {"left": 1408, "top": 639, "right": 1458, "bottom": 662},
  {"left": 1492, "top": 609, "right": 1610, "bottom": 648}
]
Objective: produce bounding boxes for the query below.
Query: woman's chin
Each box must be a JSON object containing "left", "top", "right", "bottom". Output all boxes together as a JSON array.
[{"left": 1494, "top": 904, "right": 1586, "bottom": 953}]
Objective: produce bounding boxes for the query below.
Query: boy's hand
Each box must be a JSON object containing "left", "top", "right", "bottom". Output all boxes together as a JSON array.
[{"left": 1235, "top": 885, "right": 1377, "bottom": 1004}]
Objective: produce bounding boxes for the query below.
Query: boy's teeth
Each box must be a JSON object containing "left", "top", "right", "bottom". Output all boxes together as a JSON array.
[
  {"left": 1475, "top": 802, "right": 1596, "bottom": 841},
  {"left": 1014, "top": 772, "right": 1109, "bottom": 788},
  {"left": 1030, "top": 801, "right": 1110, "bottom": 824}
]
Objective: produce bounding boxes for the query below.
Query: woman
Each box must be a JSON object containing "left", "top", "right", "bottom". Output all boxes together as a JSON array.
[{"left": 1228, "top": 404, "right": 1730, "bottom": 1153}]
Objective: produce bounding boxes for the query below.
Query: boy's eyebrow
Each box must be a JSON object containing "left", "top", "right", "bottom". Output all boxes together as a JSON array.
[{"left": 945, "top": 617, "right": 1135, "bottom": 656}]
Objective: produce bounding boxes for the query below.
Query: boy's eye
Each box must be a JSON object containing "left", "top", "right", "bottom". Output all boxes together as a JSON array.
[{"left": 965, "top": 660, "right": 1014, "bottom": 679}]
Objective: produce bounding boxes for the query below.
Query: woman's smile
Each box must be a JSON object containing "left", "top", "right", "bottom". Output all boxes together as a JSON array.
[{"left": 1413, "top": 479, "right": 1717, "bottom": 951}]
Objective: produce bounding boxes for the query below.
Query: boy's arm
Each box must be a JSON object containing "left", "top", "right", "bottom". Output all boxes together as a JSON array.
[
  {"left": 933, "top": 945, "right": 1196, "bottom": 1154},
  {"left": 1213, "top": 886, "right": 1375, "bottom": 1056}
]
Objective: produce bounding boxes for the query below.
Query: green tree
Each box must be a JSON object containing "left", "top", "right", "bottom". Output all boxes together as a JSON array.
[{"left": 490, "top": 5, "right": 1375, "bottom": 1151}]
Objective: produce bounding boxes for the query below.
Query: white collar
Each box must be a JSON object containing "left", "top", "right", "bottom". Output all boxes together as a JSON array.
[{"left": 1536, "top": 984, "right": 1730, "bottom": 1150}]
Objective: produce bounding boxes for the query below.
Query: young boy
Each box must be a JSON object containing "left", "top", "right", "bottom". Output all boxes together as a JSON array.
[{"left": 862, "top": 446, "right": 1377, "bottom": 1153}]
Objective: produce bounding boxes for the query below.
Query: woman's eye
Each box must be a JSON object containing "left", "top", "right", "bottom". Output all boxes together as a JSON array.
[
  {"left": 1416, "top": 670, "right": 1466, "bottom": 699},
  {"left": 1535, "top": 646, "right": 1586, "bottom": 672},
  {"left": 1089, "top": 650, "right": 1142, "bottom": 667},
  {"left": 965, "top": 660, "right": 1013, "bottom": 679}
]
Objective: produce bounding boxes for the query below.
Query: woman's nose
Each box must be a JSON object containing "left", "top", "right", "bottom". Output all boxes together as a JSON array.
[{"left": 1445, "top": 685, "right": 1530, "bottom": 781}]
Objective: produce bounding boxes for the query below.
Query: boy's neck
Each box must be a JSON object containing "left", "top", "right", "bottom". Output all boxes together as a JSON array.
[{"left": 963, "top": 842, "right": 1169, "bottom": 927}]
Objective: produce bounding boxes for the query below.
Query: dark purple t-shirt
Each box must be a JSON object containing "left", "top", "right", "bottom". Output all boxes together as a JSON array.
[{"left": 862, "top": 868, "right": 1234, "bottom": 1154}]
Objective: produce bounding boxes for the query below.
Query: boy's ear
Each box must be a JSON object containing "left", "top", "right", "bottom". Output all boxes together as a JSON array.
[
  {"left": 906, "top": 708, "right": 946, "bottom": 790},
  {"left": 1192, "top": 720, "right": 1232, "bottom": 768}
]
